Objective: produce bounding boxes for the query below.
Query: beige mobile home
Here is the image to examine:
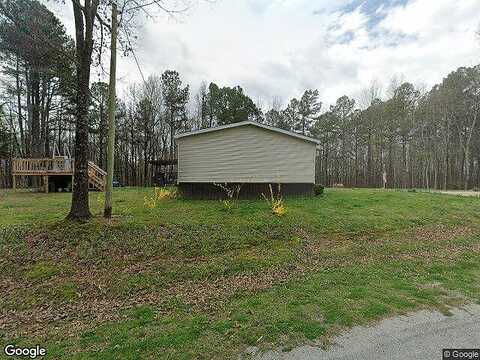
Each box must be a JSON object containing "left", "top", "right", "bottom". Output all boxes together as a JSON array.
[{"left": 175, "top": 121, "right": 319, "bottom": 199}]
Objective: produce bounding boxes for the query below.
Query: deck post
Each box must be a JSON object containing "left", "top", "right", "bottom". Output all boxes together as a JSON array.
[
  {"left": 43, "top": 175, "right": 49, "bottom": 194},
  {"left": 12, "top": 175, "right": 16, "bottom": 191}
]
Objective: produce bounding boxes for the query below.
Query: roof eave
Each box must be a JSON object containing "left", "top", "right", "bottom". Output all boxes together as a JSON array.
[{"left": 175, "top": 121, "right": 320, "bottom": 144}]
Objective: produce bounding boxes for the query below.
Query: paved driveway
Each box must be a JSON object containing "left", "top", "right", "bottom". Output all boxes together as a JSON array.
[{"left": 254, "top": 304, "right": 480, "bottom": 360}]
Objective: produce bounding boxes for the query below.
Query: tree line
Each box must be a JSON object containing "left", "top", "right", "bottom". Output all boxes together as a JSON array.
[{"left": 1, "top": 0, "right": 479, "bottom": 191}]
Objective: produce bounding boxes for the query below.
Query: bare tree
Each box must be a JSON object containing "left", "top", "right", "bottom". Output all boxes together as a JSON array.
[{"left": 67, "top": 0, "right": 192, "bottom": 220}]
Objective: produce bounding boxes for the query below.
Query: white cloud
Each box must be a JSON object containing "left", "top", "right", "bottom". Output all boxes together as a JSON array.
[{"left": 42, "top": 0, "right": 480, "bottom": 109}]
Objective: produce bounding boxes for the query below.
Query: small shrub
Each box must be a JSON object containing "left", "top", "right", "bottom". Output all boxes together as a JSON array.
[
  {"left": 144, "top": 187, "right": 176, "bottom": 209},
  {"left": 262, "top": 184, "right": 286, "bottom": 216},
  {"left": 144, "top": 196, "right": 157, "bottom": 209},
  {"left": 214, "top": 183, "right": 243, "bottom": 200},
  {"left": 154, "top": 187, "right": 177, "bottom": 200},
  {"left": 272, "top": 200, "right": 286, "bottom": 216},
  {"left": 214, "top": 183, "right": 243, "bottom": 211},
  {"left": 221, "top": 199, "right": 235, "bottom": 211},
  {"left": 313, "top": 184, "right": 324, "bottom": 196}
]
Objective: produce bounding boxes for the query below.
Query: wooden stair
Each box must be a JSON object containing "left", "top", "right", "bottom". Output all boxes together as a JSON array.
[{"left": 88, "top": 161, "right": 107, "bottom": 191}]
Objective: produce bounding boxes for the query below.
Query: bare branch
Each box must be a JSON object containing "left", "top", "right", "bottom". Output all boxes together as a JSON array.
[
  {"left": 121, "top": 26, "right": 146, "bottom": 84},
  {"left": 124, "top": 0, "right": 190, "bottom": 16},
  {"left": 95, "top": 12, "right": 112, "bottom": 31}
]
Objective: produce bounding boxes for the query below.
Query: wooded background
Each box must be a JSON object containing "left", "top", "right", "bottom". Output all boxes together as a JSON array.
[{"left": 1, "top": 0, "right": 479, "bottom": 190}]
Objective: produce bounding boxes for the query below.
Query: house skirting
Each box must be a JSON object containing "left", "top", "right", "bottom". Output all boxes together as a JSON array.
[{"left": 178, "top": 182, "right": 314, "bottom": 200}]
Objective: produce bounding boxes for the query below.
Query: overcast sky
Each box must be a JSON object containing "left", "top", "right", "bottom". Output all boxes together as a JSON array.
[{"left": 45, "top": 0, "right": 480, "bottom": 109}]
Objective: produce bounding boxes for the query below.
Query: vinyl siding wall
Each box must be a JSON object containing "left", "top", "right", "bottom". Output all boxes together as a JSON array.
[{"left": 177, "top": 125, "right": 316, "bottom": 183}]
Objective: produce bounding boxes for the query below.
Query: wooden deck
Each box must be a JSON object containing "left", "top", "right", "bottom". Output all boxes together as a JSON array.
[
  {"left": 12, "top": 158, "right": 106, "bottom": 192},
  {"left": 12, "top": 158, "right": 74, "bottom": 176}
]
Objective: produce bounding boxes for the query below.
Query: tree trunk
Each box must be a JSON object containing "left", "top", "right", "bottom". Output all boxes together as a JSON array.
[
  {"left": 68, "top": 0, "right": 99, "bottom": 220},
  {"left": 30, "top": 70, "right": 41, "bottom": 158},
  {"left": 464, "top": 148, "right": 471, "bottom": 190},
  {"left": 104, "top": 2, "right": 118, "bottom": 218},
  {"left": 170, "top": 112, "right": 175, "bottom": 158},
  {"left": 25, "top": 69, "right": 33, "bottom": 157},
  {"left": 15, "top": 57, "right": 25, "bottom": 156},
  {"left": 99, "top": 93, "right": 106, "bottom": 168},
  {"left": 366, "top": 132, "right": 372, "bottom": 187},
  {"left": 68, "top": 55, "right": 92, "bottom": 219}
]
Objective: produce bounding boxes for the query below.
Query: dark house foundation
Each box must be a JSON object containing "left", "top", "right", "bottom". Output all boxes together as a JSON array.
[{"left": 178, "top": 182, "right": 314, "bottom": 200}]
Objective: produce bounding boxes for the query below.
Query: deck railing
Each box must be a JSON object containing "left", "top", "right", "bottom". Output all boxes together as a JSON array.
[
  {"left": 12, "top": 158, "right": 107, "bottom": 192},
  {"left": 12, "top": 158, "right": 74, "bottom": 174}
]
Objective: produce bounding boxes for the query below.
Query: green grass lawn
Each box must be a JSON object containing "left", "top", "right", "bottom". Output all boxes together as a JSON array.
[{"left": 1, "top": 188, "right": 480, "bottom": 359}]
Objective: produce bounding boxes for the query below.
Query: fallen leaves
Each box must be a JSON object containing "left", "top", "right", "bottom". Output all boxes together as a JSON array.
[{"left": 1, "top": 224, "right": 478, "bottom": 341}]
